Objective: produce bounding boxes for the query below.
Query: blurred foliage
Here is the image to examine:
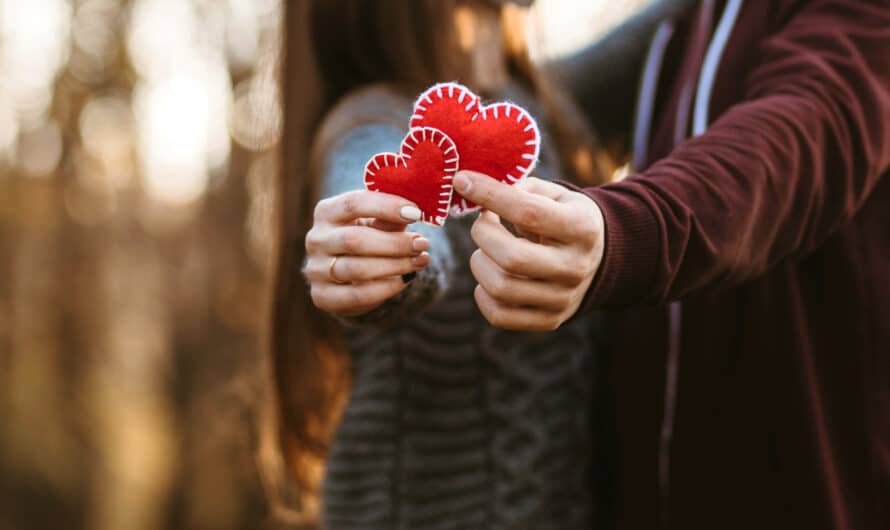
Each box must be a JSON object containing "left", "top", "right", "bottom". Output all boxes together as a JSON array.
[{"left": 0, "top": 0, "right": 283, "bottom": 528}]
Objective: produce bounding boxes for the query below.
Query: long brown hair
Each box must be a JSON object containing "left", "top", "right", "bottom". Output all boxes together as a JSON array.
[{"left": 266, "top": 0, "right": 607, "bottom": 518}]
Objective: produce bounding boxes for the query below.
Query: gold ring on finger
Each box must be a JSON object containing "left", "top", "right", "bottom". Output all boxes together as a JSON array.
[{"left": 329, "top": 256, "right": 347, "bottom": 285}]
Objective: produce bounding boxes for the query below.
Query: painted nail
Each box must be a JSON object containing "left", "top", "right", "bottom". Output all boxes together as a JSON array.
[
  {"left": 412, "top": 237, "right": 429, "bottom": 252},
  {"left": 454, "top": 172, "right": 471, "bottom": 193},
  {"left": 400, "top": 205, "right": 421, "bottom": 222},
  {"left": 402, "top": 272, "right": 417, "bottom": 283}
]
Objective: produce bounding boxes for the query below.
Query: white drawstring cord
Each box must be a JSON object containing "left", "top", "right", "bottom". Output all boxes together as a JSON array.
[
  {"left": 692, "top": 0, "right": 744, "bottom": 135},
  {"left": 662, "top": 0, "right": 743, "bottom": 524}
]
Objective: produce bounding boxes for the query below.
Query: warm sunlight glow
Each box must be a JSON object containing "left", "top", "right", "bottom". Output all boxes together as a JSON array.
[
  {"left": 528, "top": 0, "right": 649, "bottom": 60},
  {"left": 134, "top": 70, "right": 230, "bottom": 204},
  {"left": 128, "top": 0, "right": 233, "bottom": 205}
]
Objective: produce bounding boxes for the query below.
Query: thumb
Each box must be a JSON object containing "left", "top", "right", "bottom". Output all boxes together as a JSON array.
[{"left": 453, "top": 170, "right": 528, "bottom": 216}]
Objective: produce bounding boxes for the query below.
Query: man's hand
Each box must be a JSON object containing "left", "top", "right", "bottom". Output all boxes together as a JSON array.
[{"left": 454, "top": 170, "right": 605, "bottom": 331}]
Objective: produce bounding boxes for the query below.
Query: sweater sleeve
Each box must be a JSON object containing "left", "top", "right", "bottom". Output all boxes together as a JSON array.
[
  {"left": 316, "top": 116, "right": 456, "bottom": 326},
  {"left": 577, "top": 1, "right": 890, "bottom": 308}
]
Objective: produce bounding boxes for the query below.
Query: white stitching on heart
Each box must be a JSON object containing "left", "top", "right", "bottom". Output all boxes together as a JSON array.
[
  {"left": 363, "top": 126, "right": 458, "bottom": 226},
  {"left": 410, "top": 83, "right": 542, "bottom": 217}
]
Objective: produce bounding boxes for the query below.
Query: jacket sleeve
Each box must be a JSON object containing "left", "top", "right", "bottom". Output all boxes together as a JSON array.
[{"left": 576, "top": 1, "right": 890, "bottom": 308}]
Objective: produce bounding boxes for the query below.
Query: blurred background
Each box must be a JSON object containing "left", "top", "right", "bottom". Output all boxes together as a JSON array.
[{"left": 0, "top": 1, "right": 645, "bottom": 529}]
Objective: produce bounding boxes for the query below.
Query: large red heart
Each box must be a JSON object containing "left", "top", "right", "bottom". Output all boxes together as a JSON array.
[
  {"left": 410, "top": 82, "right": 540, "bottom": 215},
  {"left": 363, "top": 127, "right": 459, "bottom": 227}
]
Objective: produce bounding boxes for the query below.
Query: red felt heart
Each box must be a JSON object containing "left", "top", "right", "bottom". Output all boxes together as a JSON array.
[
  {"left": 410, "top": 82, "right": 540, "bottom": 215},
  {"left": 363, "top": 127, "right": 459, "bottom": 227}
]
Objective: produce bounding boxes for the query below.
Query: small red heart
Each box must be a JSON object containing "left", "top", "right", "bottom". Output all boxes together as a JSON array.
[
  {"left": 410, "top": 83, "right": 540, "bottom": 215},
  {"left": 363, "top": 127, "right": 459, "bottom": 226}
]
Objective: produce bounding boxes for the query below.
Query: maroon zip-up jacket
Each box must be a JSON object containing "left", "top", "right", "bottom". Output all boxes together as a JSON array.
[{"left": 559, "top": 1, "right": 890, "bottom": 528}]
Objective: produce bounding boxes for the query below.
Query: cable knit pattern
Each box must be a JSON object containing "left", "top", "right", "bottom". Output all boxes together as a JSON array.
[{"left": 315, "top": 86, "right": 595, "bottom": 530}]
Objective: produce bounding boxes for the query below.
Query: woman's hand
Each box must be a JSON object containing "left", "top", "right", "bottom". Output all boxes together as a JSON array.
[
  {"left": 455, "top": 171, "right": 605, "bottom": 332},
  {"left": 303, "top": 190, "right": 431, "bottom": 317}
]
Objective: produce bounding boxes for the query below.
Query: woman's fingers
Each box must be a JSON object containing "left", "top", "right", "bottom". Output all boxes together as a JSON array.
[
  {"left": 304, "top": 190, "right": 434, "bottom": 316},
  {"left": 305, "top": 253, "right": 430, "bottom": 283},
  {"left": 357, "top": 217, "right": 410, "bottom": 232},
  {"left": 306, "top": 225, "right": 429, "bottom": 257},
  {"left": 469, "top": 250, "right": 572, "bottom": 311},
  {"left": 310, "top": 277, "right": 407, "bottom": 316},
  {"left": 315, "top": 190, "right": 422, "bottom": 225}
]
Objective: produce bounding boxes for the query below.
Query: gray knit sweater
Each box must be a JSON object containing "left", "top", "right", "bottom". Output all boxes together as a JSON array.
[{"left": 316, "top": 86, "right": 595, "bottom": 530}]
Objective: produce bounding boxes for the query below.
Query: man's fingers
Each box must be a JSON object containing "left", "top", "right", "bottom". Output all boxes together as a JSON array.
[
  {"left": 470, "top": 211, "right": 582, "bottom": 284},
  {"left": 470, "top": 250, "right": 572, "bottom": 311},
  {"left": 310, "top": 277, "right": 406, "bottom": 316},
  {"left": 473, "top": 285, "right": 563, "bottom": 332},
  {"left": 454, "top": 171, "right": 573, "bottom": 240},
  {"left": 306, "top": 225, "right": 429, "bottom": 257},
  {"left": 305, "top": 253, "right": 430, "bottom": 283},
  {"left": 316, "top": 190, "right": 422, "bottom": 225},
  {"left": 515, "top": 176, "right": 568, "bottom": 202}
]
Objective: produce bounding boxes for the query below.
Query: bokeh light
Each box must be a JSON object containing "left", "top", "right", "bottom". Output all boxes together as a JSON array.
[
  {"left": 17, "top": 120, "right": 63, "bottom": 177},
  {"left": 78, "top": 95, "right": 135, "bottom": 189},
  {"left": 134, "top": 68, "right": 231, "bottom": 204},
  {"left": 0, "top": 0, "right": 71, "bottom": 118},
  {"left": 127, "top": 0, "right": 234, "bottom": 205},
  {"left": 528, "top": 0, "right": 650, "bottom": 60},
  {"left": 0, "top": 103, "right": 19, "bottom": 162}
]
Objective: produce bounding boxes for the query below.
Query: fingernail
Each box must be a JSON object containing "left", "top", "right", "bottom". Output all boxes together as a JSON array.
[
  {"left": 402, "top": 272, "right": 417, "bottom": 283},
  {"left": 411, "top": 237, "right": 429, "bottom": 252},
  {"left": 412, "top": 251, "right": 430, "bottom": 266},
  {"left": 454, "top": 172, "right": 471, "bottom": 193},
  {"left": 400, "top": 205, "right": 421, "bottom": 222}
]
